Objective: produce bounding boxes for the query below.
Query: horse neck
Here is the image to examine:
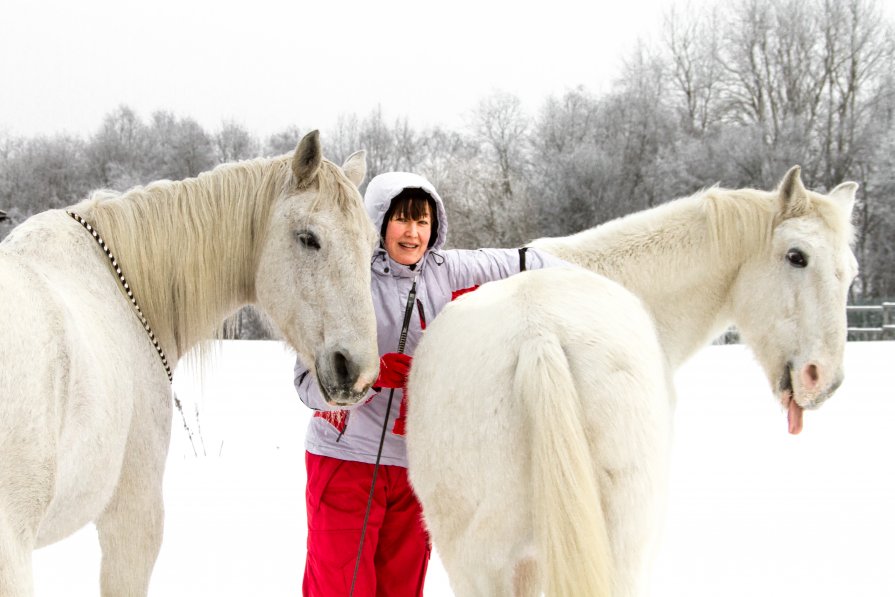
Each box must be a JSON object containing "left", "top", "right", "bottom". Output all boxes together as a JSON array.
[
  {"left": 539, "top": 193, "right": 769, "bottom": 369},
  {"left": 79, "top": 158, "right": 287, "bottom": 363}
]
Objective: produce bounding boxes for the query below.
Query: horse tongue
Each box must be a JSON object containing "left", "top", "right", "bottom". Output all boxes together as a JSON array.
[{"left": 788, "top": 399, "right": 804, "bottom": 435}]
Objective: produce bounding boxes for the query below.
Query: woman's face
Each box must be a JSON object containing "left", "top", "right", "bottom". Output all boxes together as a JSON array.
[{"left": 383, "top": 202, "right": 432, "bottom": 266}]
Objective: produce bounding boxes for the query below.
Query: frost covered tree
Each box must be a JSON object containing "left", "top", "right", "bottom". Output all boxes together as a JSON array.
[
  {"left": 147, "top": 111, "right": 215, "bottom": 181},
  {"left": 214, "top": 120, "right": 259, "bottom": 163},
  {"left": 86, "top": 105, "right": 152, "bottom": 190}
]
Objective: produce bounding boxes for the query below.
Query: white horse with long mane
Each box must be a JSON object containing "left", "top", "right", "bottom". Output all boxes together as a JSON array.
[
  {"left": 407, "top": 166, "right": 857, "bottom": 596},
  {"left": 0, "top": 131, "right": 381, "bottom": 596}
]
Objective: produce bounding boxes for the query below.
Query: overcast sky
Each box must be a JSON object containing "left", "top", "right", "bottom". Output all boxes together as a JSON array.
[
  {"left": 1, "top": 0, "right": 711, "bottom": 139},
  {"left": 3, "top": 0, "right": 893, "bottom": 140}
]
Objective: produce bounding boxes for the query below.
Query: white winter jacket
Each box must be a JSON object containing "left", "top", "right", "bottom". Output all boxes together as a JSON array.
[{"left": 294, "top": 172, "right": 568, "bottom": 467}]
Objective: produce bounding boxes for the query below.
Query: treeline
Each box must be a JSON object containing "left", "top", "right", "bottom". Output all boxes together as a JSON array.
[{"left": 2, "top": 0, "right": 894, "bottom": 303}]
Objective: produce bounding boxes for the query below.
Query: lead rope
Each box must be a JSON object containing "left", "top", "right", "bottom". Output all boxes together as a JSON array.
[
  {"left": 67, "top": 211, "right": 173, "bottom": 383},
  {"left": 348, "top": 274, "right": 418, "bottom": 597}
]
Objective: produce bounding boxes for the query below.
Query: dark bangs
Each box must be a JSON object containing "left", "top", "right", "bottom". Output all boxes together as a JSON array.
[{"left": 389, "top": 188, "right": 434, "bottom": 220}]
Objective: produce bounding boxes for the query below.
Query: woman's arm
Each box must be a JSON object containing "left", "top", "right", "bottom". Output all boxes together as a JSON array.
[{"left": 441, "top": 247, "right": 573, "bottom": 289}]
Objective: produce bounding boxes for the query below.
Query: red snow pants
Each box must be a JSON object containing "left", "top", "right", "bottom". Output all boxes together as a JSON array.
[{"left": 303, "top": 452, "right": 431, "bottom": 597}]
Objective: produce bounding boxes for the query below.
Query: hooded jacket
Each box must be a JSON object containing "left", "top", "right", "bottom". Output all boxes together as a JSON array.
[{"left": 294, "top": 172, "right": 569, "bottom": 467}]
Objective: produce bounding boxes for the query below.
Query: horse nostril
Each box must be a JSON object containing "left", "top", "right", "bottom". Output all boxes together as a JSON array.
[
  {"left": 802, "top": 363, "right": 819, "bottom": 389},
  {"left": 333, "top": 351, "right": 350, "bottom": 384}
]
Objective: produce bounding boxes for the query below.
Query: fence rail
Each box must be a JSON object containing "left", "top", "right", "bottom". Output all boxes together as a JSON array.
[
  {"left": 713, "top": 302, "right": 894, "bottom": 344},
  {"left": 847, "top": 302, "right": 895, "bottom": 340}
]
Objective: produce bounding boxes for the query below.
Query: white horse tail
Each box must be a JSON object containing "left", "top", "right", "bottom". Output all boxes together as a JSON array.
[{"left": 517, "top": 333, "right": 613, "bottom": 597}]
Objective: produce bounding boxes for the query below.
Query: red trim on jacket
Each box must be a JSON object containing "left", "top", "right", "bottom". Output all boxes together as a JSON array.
[
  {"left": 451, "top": 285, "right": 480, "bottom": 301},
  {"left": 314, "top": 410, "right": 348, "bottom": 433}
]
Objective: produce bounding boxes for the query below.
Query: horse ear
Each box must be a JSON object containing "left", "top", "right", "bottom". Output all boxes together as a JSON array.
[
  {"left": 342, "top": 150, "right": 367, "bottom": 188},
  {"left": 292, "top": 130, "right": 322, "bottom": 188},
  {"left": 828, "top": 181, "right": 858, "bottom": 219},
  {"left": 778, "top": 165, "right": 810, "bottom": 216}
]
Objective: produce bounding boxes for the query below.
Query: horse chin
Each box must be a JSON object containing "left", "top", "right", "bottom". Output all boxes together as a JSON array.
[
  {"left": 319, "top": 382, "right": 370, "bottom": 407},
  {"left": 323, "top": 395, "right": 365, "bottom": 408},
  {"left": 313, "top": 349, "right": 375, "bottom": 407}
]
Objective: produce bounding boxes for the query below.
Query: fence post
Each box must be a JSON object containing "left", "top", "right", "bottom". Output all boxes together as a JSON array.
[{"left": 883, "top": 302, "right": 895, "bottom": 340}]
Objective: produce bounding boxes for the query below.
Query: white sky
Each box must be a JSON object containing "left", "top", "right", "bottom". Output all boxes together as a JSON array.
[{"left": 2, "top": 0, "right": 704, "bottom": 139}]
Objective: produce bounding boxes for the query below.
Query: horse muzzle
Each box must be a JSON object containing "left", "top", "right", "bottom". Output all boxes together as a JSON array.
[
  {"left": 778, "top": 361, "right": 844, "bottom": 435},
  {"left": 315, "top": 349, "right": 377, "bottom": 406}
]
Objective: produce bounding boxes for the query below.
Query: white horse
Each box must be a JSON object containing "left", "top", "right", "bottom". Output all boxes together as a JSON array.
[
  {"left": 0, "top": 131, "right": 381, "bottom": 596},
  {"left": 407, "top": 166, "right": 858, "bottom": 596}
]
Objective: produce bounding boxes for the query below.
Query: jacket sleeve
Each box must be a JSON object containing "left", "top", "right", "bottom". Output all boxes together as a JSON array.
[
  {"left": 294, "top": 356, "right": 375, "bottom": 412},
  {"left": 441, "top": 246, "right": 574, "bottom": 289}
]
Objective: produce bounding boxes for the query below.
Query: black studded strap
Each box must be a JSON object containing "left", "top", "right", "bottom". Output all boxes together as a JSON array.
[{"left": 67, "top": 210, "right": 173, "bottom": 382}]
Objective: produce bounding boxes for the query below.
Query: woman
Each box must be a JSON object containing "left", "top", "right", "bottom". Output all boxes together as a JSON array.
[{"left": 294, "top": 171, "right": 568, "bottom": 596}]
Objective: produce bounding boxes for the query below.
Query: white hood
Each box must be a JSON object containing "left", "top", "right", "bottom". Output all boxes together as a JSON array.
[{"left": 363, "top": 172, "right": 448, "bottom": 251}]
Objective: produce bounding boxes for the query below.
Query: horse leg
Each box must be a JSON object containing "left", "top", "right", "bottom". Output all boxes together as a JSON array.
[
  {"left": 453, "top": 556, "right": 534, "bottom": 597},
  {"left": 0, "top": 517, "right": 35, "bottom": 597},
  {"left": 0, "top": 474, "right": 48, "bottom": 597},
  {"left": 438, "top": 528, "right": 535, "bottom": 597},
  {"left": 0, "top": 438, "right": 54, "bottom": 597},
  {"left": 437, "top": 541, "right": 503, "bottom": 597},
  {"left": 442, "top": 563, "right": 512, "bottom": 597},
  {"left": 96, "top": 478, "right": 164, "bottom": 597},
  {"left": 511, "top": 557, "right": 539, "bottom": 597},
  {"left": 596, "top": 396, "right": 671, "bottom": 597},
  {"left": 96, "top": 389, "right": 172, "bottom": 597}
]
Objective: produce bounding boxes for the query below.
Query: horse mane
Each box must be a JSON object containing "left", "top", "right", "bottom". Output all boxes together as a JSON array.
[
  {"left": 701, "top": 185, "right": 854, "bottom": 257},
  {"left": 699, "top": 187, "right": 778, "bottom": 260},
  {"left": 536, "top": 183, "right": 852, "bottom": 274},
  {"left": 72, "top": 155, "right": 358, "bottom": 362}
]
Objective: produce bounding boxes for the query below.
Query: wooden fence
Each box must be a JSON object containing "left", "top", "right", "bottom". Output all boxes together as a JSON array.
[
  {"left": 847, "top": 302, "right": 895, "bottom": 340},
  {"left": 713, "top": 302, "right": 894, "bottom": 344}
]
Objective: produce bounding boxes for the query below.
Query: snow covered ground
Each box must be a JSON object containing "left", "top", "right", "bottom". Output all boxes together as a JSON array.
[{"left": 31, "top": 340, "right": 895, "bottom": 596}]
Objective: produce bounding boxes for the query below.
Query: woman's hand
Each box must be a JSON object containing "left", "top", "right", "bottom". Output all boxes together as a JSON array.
[{"left": 374, "top": 352, "right": 412, "bottom": 389}]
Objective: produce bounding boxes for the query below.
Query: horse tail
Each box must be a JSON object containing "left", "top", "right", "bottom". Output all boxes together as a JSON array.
[{"left": 516, "top": 333, "right": 613, "bottom": 597}]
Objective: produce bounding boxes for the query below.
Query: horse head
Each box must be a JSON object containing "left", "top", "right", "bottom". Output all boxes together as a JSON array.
[
  {"left": 730, "top": 166, "right": 857, "bottom": 434},
  {"left": 254, "top": 131, "right": 380, "bottom": 406}
]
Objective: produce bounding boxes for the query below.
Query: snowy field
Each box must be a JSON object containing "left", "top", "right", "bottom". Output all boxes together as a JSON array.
[{"left": 31, "top": 340, "right": 895, "bottom": 596}]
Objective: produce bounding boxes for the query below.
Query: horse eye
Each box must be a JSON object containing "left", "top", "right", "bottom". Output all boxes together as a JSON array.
[
  {"left": 786, "top": 248, "right": 808, "bottom": 268},
  {"left": 296, "top": 231, "right": 321, "bottom": 251}
]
